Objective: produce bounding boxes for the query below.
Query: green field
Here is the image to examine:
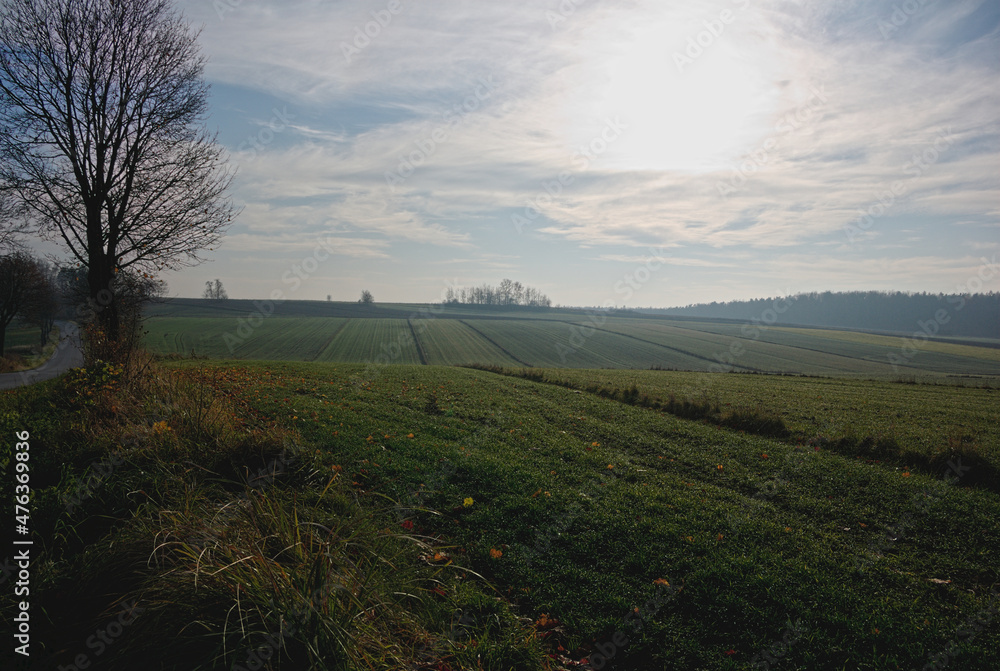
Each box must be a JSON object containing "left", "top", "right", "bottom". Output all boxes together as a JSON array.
[
  {"left": 479, "top": 367, "right": 1000, "bottom": 485},
  {"left": 8, "top": 300, "right": 1000, "bottom": 669},
  {"left": 3, "top": 323, "right": 44, "bottom": 350},
  {"left": 173, "top": 360, "right": 1000, "bottom": 670},
  {"left": 415, "top": 319, "right": 524, "bottom": 366},
  {"left": 144, "top": 300, "right": 1000, "bottom": 382}
]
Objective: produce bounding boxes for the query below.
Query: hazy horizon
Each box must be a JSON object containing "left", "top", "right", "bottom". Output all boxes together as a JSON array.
[{"left": 25, "top": 0, "right": 1000, "bottom": 307}]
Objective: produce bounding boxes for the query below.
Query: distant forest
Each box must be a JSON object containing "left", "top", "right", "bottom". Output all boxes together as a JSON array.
[{"left": 651, "top": 291, "right": 999, "bottom": 339}]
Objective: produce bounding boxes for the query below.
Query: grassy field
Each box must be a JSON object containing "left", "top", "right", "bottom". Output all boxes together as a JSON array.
[
  {"left": 144, "top": 299, "right": 1000, "bottom": 382},
  {"left": 4, "top": 349, "right": 999, "bottom": 669},
  {"left": 471, "top": 366, "right": 1000, "bottom": 488},
  {"left": 0, "top": 323, "right": 61, "bottom": 373},
  {"left": 177, "top": 360, "right": 999, "bottom": 670},
  {"left": 4, "top": 324, "right": 43, "bottom": 350}
]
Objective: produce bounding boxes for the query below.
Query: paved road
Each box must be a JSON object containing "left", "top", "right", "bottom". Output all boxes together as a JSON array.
[{"left": 0, "top": 321, "right": 84, "bottom": 390}]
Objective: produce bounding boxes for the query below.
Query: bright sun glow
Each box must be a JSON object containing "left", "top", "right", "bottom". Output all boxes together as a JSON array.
[{"left": 563, "top": 13, "right": 781, "bottom": 173}]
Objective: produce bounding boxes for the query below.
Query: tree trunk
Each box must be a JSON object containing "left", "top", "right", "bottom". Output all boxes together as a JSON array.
[
  {"left": 39, "top": 315, "right": 53, "bottom": 347},
  {"left": 87, "top": 261, "right": 119, "bottom": 343}
]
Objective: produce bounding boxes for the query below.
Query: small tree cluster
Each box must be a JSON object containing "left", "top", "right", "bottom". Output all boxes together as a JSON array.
[
  {"left": 0, "top": 251, "right": 59, "bottom": 355},
  {"left": 444, "top": 279, "right": 551, "bottom": 307},
  {"left": 203, "top": 279, "right": 228, "bottom": 300}
]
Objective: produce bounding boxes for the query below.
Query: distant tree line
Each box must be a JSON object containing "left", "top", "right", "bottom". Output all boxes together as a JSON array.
[
  {"left": 444, "top": 279, "right": 551, "bottom": 307},
  {"left": 653, "top": 291, "right": 999, "bottom": 339}
]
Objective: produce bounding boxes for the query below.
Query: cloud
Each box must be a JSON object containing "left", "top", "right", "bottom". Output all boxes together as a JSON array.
[{"left": 169, "top": 0, "right": 998, "bottom": 303}]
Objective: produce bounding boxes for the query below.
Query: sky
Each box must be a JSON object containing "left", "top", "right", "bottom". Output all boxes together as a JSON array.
[{"left": 143, "top": 0, "right": 1000, "bottom": 306}]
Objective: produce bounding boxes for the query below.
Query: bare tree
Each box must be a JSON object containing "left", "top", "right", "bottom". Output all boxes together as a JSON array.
[
  {"left": 498, "top": 278, "right": 514, "bottom": 306},
  {"left": 0, "top": 0, "right": 236, "bottom": 347},
  {"left": 0, "top": 251, "right": 49, "bottom": 356},
  {"left": 21, "top": 259, "right": 60, "bottom": 346},
  {"left": 203, "top": 278, "right": 228, "bottom": 300},
  {"left": 359, "top": 289, "right": 374, "bottom": 305},
  {"left": 0, "top": 189, "right": 29, "bottom": 252}
]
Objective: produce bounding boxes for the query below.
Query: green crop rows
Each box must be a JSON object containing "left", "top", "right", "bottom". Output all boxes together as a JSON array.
[{"left": 144, "top": 301, "right": 1000, "bottom": 381}]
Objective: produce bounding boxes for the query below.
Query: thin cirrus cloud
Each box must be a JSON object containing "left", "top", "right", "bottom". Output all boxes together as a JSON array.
[{"left": 170, "top": 0, "right": 998, "bottom": 305}]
